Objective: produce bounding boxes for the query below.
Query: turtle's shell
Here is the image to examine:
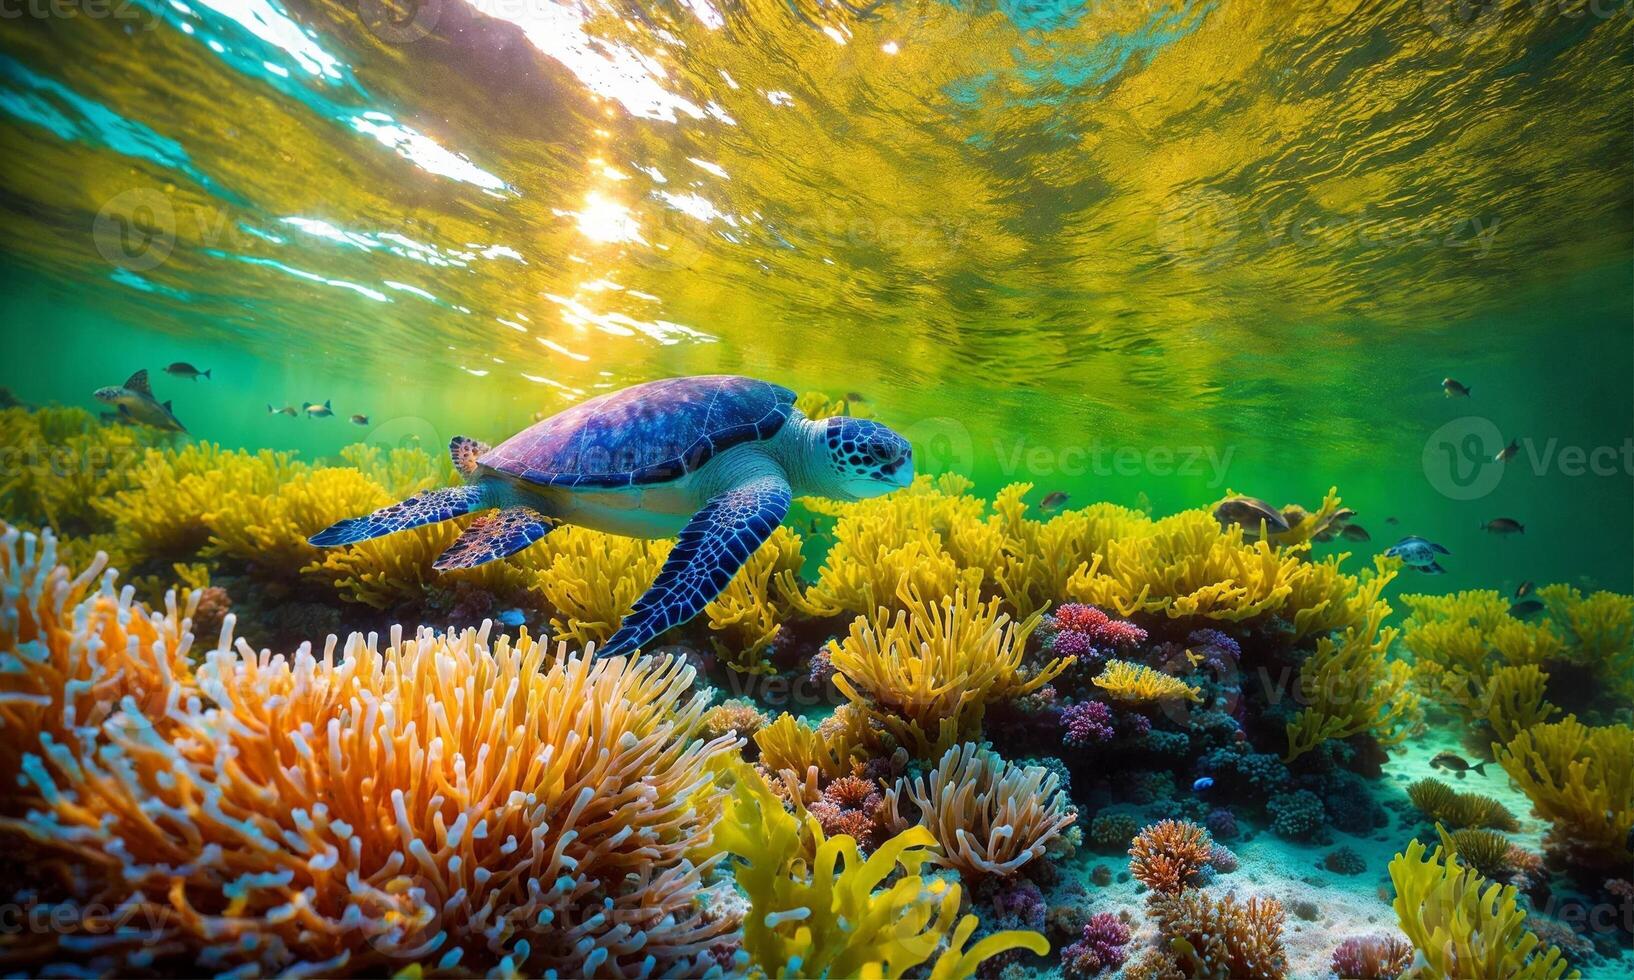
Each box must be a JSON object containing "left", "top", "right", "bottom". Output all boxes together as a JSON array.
[{"left": 481, "top": 375, "right": 797, "bottom": 488}]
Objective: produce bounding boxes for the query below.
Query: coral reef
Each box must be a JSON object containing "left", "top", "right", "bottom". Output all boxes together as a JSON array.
[
  {"left": 885, "top": 743, "right": 1077, "bottom": 878},
  {"left": 1388, "top": 839, "right": 1579, "bottom": 979},
  {"left": 1406, "top": 777, "right": 1521, "bottom": 831},
  {"left": 1092, "top": 659, "right": 1202, "bottom": 705}
]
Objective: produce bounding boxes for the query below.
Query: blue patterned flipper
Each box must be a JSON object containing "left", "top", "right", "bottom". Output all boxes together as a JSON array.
[
  {"left": 597, "top": 474, "right": 792, "bottom": 659},
  {"left": 308, "top": 485, "right": 486, "bottom": 547},
  {"left": 433, "top": 507, "right": 552, "bottom": 570}
]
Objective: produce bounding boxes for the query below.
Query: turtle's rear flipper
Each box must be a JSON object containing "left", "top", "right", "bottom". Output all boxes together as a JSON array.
[
  {"left": 433, "top": 507, "right": 552, "bottom": 570},
  {"left": 597, "top": 473, "right": 791, "bottom": 659},
  {"left": 309, "top": 485, "right": 486, "bottom": 547}
]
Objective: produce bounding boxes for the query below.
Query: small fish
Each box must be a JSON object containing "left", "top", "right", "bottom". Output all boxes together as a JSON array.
[
  {"left": 1494, "top": 439, "right": 1520, "bottom": 463},
  {"left": 495, "top": 608, "right": 526, "bottom": 628},
  {"left": 350, "top": 414, "right": 370, "bottom": 426},
  {"left": 92, "top": 370, "right": 186, "bottom": 432},
  {"left": 1385, "top": 516, "right": 1399, "bottom": 525},
  {"left": 1481, "top": 517, "right": 1524, "bottom": 535},
  {"left": 1514, "top": 580, "right": 1535, "bottom": 598},
  {"left": 267, "top": 404, "right": 298, "bottom": 417},
  {"left": 1508, "top": 598, "right": 1545, "bottom": 619},
  {"left": 1385, "top": 535, "right": 1450, "bottom": 574},
  {"left": 1339, "top": 523, "right": 1371, "bottom": 542},
  {"left": 305, "top": 399, "right": 334, "bottom": 418},
  {"left": 164, "top": 362, "right": 210, "bottom": 381},
  {"left": 1191, "top": 776, "right": 1214, "bottom": 793},
  {"left": 1442, "top": 378, "right": 1471, "bottom": 397},
  {"left": 845, "top": 392, "right": 868, "bottom": 403},
  {"left": 1214, "top": 495, "right": 1291, "bottom": 534},
  {"left": 1429, "top": 750, "right": 1486, "bottom": 778},
  {"left": 1040, "top": 491, "right": 1070, "bottom": 511}
]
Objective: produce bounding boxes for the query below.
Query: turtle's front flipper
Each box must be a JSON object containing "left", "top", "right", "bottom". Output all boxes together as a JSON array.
[
  {"left": 597, "top": 474, "right": 791, "bottom": 659},
  {"left": 433, "top": 507, "right": 552, "bottom": 570},
  {"left": 309, "top": 485, "right": 486, "bottom": 547}
]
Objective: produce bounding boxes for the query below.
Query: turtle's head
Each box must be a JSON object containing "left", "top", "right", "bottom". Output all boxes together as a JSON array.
[{"left": 819, "top": 417, "right": 913, "bottom": 499}]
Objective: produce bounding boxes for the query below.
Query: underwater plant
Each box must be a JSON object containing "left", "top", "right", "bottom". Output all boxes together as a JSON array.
[
  {"left": 753, "top": 708, "right": 873, "bottom": 785},
  {"left": 700, "top": 524, "right": 805, "bottom": 674},
  {"left": 883, "top": 742, "right": 1077, "bottom": 878},
  {"left": 1388, "top": 839, "right": 1579, "bottom": 979},
  {"left": 1329, "top": 934, "right": 1414, "bottom": 980},
  {"left": 711, "top": 763, "right": 1049, "bottom": 978},
  {"left": 827, "top": 585, "right": 1066, "bottom": 758},
  {"left": 1494, "top": 716, "right": 1634, "bottom": 868}
]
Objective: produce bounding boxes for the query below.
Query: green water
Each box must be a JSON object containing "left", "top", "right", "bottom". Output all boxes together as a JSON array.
[{"left": 2, "top": 1, "right": 1631, "bottom": 598}]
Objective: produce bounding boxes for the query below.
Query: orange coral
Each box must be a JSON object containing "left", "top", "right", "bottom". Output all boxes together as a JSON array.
[
  {"left": 1150, "top": 890, "right": 1288, "bottom": 979},
  {"left": 0, "top": 523, "right": 742, "bottom": 976},
  {"left": 808, "top": 774, "right": 890, "bottom": 849},
  {"left": 1128, "top": 819, "right": 1214, "bottom": 896}
]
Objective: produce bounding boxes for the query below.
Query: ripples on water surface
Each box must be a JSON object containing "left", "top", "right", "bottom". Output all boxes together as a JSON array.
[{"left": 1, "top": 0, "right": 1631, "bottom": 586}]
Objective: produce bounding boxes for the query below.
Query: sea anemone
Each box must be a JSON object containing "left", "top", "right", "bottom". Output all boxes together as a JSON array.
[{"left": 886, "top": 742, "right": 1077, "bottom": 878}]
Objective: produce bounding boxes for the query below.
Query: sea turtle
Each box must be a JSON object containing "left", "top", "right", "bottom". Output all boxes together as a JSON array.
[
  {"left": 1385, "top": 535, "right": 1449, "bottom": 574},
  {"left": 93, "top": 369, "right": 186, "bottom": 432},
  {"left": 308, "top": 375, "right": 914, "bottom": 658}
]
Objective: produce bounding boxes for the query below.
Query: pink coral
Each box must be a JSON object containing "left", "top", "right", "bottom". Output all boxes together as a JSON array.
[
  {"left": 1061, "top": 912, "right": 1132, "bottom": 978},
  {"left": 1053, "top": 603, "right": 1148, "bottom": 648},
  {"left": 1062, "top": 700, "right": 1116, "bottom": 746},
  {"left": 1330, "top": 934, "right": 1413, "bottom": 979}
]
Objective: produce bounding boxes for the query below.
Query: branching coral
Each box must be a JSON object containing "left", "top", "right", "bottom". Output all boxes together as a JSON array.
[
  {"left": 753, "top": 708, "right": 871, "bottom": 783},
  {"left": 1128, "top": 819, "right": 1214, "bottom": 896},
  {"left": 1330, "top": 934, "right": 1414, "bottom": 979},
  {"left": 1061, "top": 912, "right": 1132, "bottom": 978},
  {"left": 1284, "top": 565, "right": 1419, "bottom": 760},
  {"left": 828, "top": 585, "right": 1065, "bottom": 758},
  {"left": 1, "top": 522, "right": 743, "bottom": 976},
  {"left": 1494, "top": 716, "right": 1634, "bottom": 868},
  {"left": 1148, "top": 890, "right": 1288, "bottom": 980},
  {"left": 808, "top": 774, "right": 890, "bottom": 850},
  {"left": 1388, "top": 839, "right": 1579, "bottom": 980},
  {"left": 884, "top": 743, "right": 1077, "bottom": 878},
  {"left": 1436, "top": 824, "right": 1517, "bottom": 880},
  {"left": 712, "top": 764, "right": 1048, "bottom": 979},
  {"left": 1405, "top": 778, "right": 1520, "bottom": 831},
  {"left": 0, "top": 406, "right": 169, "bottom": 537},
  {"left": 1092, "top": 659, "right": 1202, "bottom": 706},
  {"left": 702, "top": 524, "right": 805, "bottom": 674}
]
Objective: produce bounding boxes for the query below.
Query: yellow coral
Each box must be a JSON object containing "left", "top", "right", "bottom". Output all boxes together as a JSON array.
[
  {"left": 525, "top": 525, "right": 671, "bottom": 647},
  {"left": 1149, "top": 890, "right": 1288, "bottom": 980},
  {"left": 884, "top": 743, "right": 1077, "bottom": 878},
  {"left": 1093, "top": 659, "right": 1202, "bottom": 705},
  {"left": 793, "top": 389, "right": 873, "bottom": 421},
  {"left": 711, "top": 764, "right": 1048, "bottom": 979},
  {"left": 0, "top": 525, "right": 741, "bottom": 976},
  {"left": 1406, "top": 778, "right": 1520, "bottom": 832},
  {"left": 1284, "top": 565, "right": 1419, "bottom": 760},
  {"left": 1494, "top": 717, "right": 1634, "bottom": 868},
  {"left": 1128, "top": 818, "right": 1214, "bottom": 895},
  {"left": 1388, "top": 839, "right": 1578, "bottom": 979},
  {"left": 754, "top": 707, "right": 873, "bottom": 782},
  {"left": 703, "top": 524, "right": 805, "bottom": 674},
  {"left": 0, "top": 406, "right": 168, "bottom": 537},
  {"left": 828, "top": 585, "right": 1065, "bottom": 758}
]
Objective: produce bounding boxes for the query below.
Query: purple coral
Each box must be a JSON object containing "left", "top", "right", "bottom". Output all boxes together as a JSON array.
[
  {"left": 1062, "top": 701, "right": 1116, "bottom": 746},
  {"left": 1060, "top": 912, "right": 1132, "bottom": 978},
  {"left": 1188, "top": 628, "right": 1240, "bottom": 664},
  {"left": 1205, "top": 807, "right": 1239, "bottom": 841},
  {"left": 808, "top": 647, "right": 836, "bottom": 686}
]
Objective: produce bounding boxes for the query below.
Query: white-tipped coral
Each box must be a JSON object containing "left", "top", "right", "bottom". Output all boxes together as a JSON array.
[
  {"left": 885, "top": 742, "right": 1077, "bottom": 878},
  {"left": 0, "top": 522, "right": 742, "bottom": 976}
]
